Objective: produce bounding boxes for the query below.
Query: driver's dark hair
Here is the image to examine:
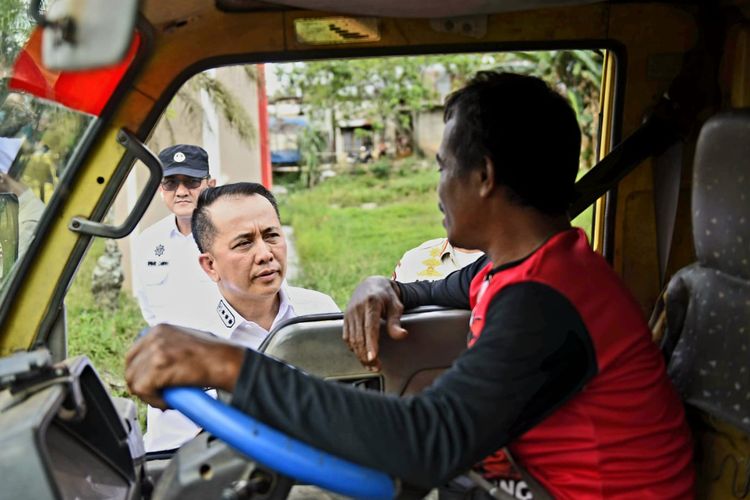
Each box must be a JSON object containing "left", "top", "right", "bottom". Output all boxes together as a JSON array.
[
  {"left": 192, "top": 182, "right": 280, "bottom": 252},
  {"left": 443, "top": 71, "right": 581, "bottom": 215}
]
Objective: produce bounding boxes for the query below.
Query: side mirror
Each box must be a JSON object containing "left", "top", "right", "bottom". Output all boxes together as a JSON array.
[
  {"left": 30, "top": 0, "right": 138, "bottom": 70},
  {"left": 0, "top": 194, "right": 19, "bottom": 279}
]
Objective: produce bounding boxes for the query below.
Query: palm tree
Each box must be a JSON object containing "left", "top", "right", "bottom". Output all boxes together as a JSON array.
[{"left": 158, "top": 69, "right": 257, "bottom": 150}]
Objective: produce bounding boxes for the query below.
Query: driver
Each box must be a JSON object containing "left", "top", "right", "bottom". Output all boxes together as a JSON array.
[{"left": 126, "top": 72, "right": 694, "bottom": 498}]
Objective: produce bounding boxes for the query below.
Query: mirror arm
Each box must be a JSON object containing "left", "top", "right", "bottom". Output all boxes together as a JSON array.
[
  {"left": 69, "top": 129, "right": 162, "bottom": 239},
  {"left": 29, "top": 0, "right": 77, "bottom": 45}
]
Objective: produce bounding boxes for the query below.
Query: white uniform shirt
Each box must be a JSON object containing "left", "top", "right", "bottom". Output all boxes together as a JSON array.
[
  {"left": 393, "top": 237, "right": 483, "bottom": 283},
  {"left": 132, "top": 215, "right": 220, "bottom": 326},
  {"left": 143, "top": 283, "right": 339, "bottom": 452}
]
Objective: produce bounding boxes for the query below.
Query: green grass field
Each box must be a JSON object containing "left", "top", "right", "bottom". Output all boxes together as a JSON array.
[{"left": 280, "top": 161, "right": 446, "bottom": 307}]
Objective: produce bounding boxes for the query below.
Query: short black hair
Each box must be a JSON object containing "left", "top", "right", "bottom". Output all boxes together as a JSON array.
[
  {"left": 192, "top": 182, "right": 280, "bottom": 252},
  {"left": 443, "top": 71, "right": 581, "bottom": 215}
]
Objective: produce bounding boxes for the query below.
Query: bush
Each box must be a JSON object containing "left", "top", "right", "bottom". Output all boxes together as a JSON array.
[
  {"left": 67, "top": 238, "right": 148, "bottom": 427},
  {"left": 370, "top": 159, "right": 391, "bottom": 179}
]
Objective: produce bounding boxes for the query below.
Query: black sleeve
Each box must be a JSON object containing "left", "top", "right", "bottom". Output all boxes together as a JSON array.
[
  {"left": 231, "top": 282, "right": 597, "bottom": 489},
  {"left": 397, "top": 254, "right": 489, "bottom": 310}
]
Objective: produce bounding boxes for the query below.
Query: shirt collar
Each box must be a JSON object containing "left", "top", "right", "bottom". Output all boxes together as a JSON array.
[
  {"left": 213, "top": 282, "right": 295, "bottom": 339},
  {"left": 438, "top": 239, "right": 453, "bottom": 260},
  {"left": 168, "top": 216, "right": 193, "bottom": 240}
]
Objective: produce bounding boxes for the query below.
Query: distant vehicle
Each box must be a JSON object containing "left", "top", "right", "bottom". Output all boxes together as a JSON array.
[{"left": 269, "top": 116, "right": 307, "bottom": 170}]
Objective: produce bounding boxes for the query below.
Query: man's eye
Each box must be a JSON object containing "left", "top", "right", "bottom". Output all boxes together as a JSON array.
[{"left": 233, "top": 241, "right": 251, "bottom": 249}]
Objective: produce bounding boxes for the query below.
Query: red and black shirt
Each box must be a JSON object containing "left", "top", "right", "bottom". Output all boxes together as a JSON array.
[{"left": 232, "top": 228, "right": 694, "bottom": 498}]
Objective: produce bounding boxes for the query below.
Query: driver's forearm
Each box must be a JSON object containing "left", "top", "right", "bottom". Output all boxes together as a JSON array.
[{"left": 397, "top": 254, "right": 488, "bottom": 310}]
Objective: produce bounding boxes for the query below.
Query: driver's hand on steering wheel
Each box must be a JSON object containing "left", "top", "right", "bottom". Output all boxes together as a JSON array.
[
  {"left": 125, "top": 324, "right": 246, "bottom": 409},
  {"left": 343, "top": 276, "right": 408, "bottom": 371}
]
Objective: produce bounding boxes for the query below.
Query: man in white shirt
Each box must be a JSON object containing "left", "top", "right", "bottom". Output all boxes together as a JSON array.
[
  {"left": 132, "top": 144, "right": 218, "bottom": 327},
  {"left": 192, "top": 182, "right": 339, "bottom": 347},
  {"left": 143, "top": 182, "right": 338, "bottom": 452}
]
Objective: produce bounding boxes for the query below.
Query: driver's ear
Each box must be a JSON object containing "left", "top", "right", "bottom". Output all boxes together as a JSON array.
[
  {"left": 207, "top": 178, "right": 217, "bottom": 188},
  {"left": 478, "top": 156, "right": 496, "bottom": 198},
  {"left": 199, "top": 253, "right": 220, "bottom": 282}
]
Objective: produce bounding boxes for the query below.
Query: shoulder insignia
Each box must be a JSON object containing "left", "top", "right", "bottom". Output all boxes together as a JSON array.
[
  {"left": 421, "top": 257, "right": 441, "bottom": 267},
  {"left": 417, "top": 267, "right": 443, "bottom": 278},
  {"left": 216, "top": 300, "right": 236, "bottom": 328},
  {"left": 154, "top": 244, "right": 165, "bottom": 257}
]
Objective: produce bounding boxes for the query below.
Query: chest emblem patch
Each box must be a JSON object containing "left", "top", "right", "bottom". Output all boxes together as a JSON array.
[{"left": 154, "top": 244, "right": 165, "bottom": 257}]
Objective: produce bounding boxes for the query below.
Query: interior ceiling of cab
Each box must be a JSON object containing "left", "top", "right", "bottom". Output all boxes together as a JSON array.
[
  {"left": 220, "top": 0, "right": 605, "bottom": 17},
  {"left": 141, "top": 1, "right": 744, "bottom": 34},
  {"left": 143, "top": 0, "right": 610, "bottom": 26}
]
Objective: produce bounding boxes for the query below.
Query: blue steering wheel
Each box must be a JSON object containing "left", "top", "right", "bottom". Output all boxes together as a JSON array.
[{"left": 162, "top": 387, "right": 396, "bottom": 500}]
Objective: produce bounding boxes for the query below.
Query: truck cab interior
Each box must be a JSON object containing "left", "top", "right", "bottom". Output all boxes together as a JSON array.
[{"left": 0, "top": 0, "right": 749, "bottom": 498}]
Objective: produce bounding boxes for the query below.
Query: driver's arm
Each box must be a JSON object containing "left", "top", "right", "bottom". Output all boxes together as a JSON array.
[
  {"left": 343, "top": 255, "right": 489, "bottom": 366},
  {"left": 396, "top": 254, "right": 489, "bottom": 310},
  {"left": 231, "top": 281, "right": 596, "bottom": 489}
]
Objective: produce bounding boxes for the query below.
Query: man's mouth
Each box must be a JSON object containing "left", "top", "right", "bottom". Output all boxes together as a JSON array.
[{"left": 254, "top": 269, "right": 279, "bottom": 281}]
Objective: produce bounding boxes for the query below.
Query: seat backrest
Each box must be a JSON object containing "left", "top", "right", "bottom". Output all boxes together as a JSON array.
[
  {"left": 662, "top": 110, "right": 750, "bottom": 497},
  {"left": 261, "top": 307, "right": 469, "bottom": 396}
]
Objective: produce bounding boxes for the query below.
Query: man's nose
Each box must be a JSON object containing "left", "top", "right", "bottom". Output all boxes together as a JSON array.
[
  {"left": 254, "top": 240, "right": 275, "bottom": 263},
  {"left": 175, "top": 182, "right": 190, "bottom": 196}
]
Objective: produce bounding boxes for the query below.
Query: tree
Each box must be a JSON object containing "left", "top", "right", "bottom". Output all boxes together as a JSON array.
[
  {"left": 276, "top": 58, "right": 437, "bottom": 158},
  {"left": 0, "top": 0, "right": 32, "bottom": 101},
  {"left": 159, "top": 69, "right": 257, "bottom": 150},
  {"left": 298, "top": 126, "right": 327, "bottom": 187},
  {"left": 274, "top": 51, "right": 603, "bottom": 170}
]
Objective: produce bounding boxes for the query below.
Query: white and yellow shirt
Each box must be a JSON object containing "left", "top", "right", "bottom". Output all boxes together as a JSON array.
[{"left": 393, "top": 238, "right": 483, "bottom": 283}]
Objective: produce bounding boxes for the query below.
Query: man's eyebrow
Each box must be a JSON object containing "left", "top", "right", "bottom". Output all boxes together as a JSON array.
[
  {"left": 230, "top": 230, "right": 256, "bottom": 242},
  {"left": 261, "top": 225, "right": 281, "bottom": 234}
]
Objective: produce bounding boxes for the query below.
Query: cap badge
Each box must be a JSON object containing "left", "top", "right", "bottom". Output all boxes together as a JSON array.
[{"left": 173, "top": 152, "right": 186, "bottom": 162}]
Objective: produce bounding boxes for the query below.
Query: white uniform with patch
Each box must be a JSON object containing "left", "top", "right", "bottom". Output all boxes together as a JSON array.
[
  {"left": 132, "top": 215, "right": 221, "bottom": 326},
  {"left": 143, "top": 283, "right": 339, "bottom": 452}
]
